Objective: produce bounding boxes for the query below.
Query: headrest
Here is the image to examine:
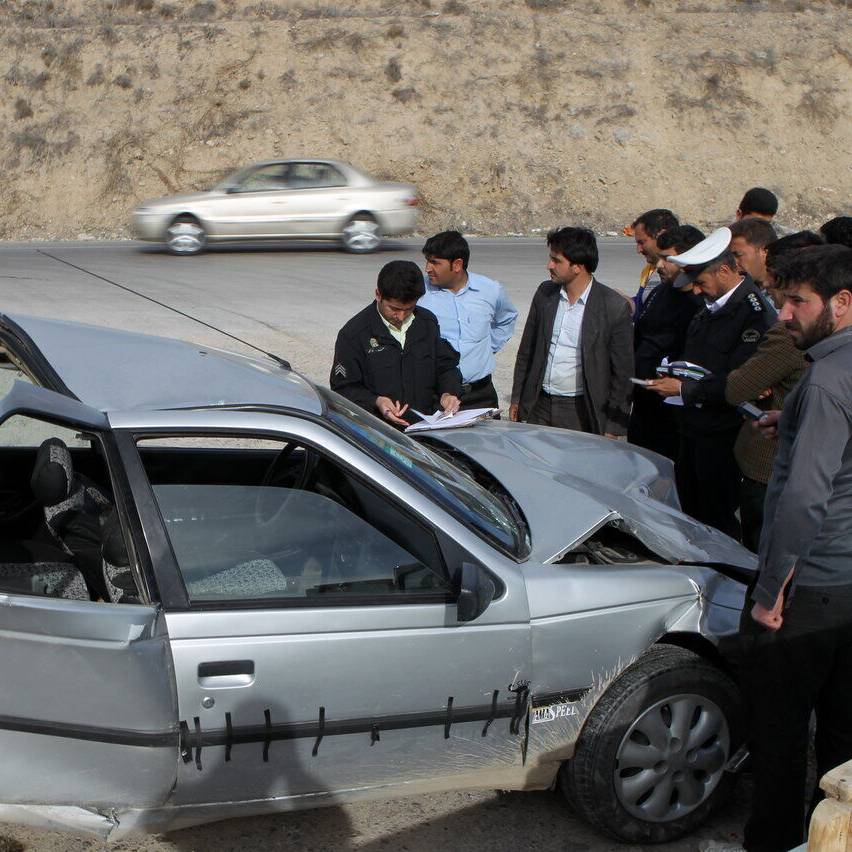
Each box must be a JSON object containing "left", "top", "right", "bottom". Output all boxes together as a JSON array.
[{"left": 31, "top": 438, "right": 73, "bottom": 507}]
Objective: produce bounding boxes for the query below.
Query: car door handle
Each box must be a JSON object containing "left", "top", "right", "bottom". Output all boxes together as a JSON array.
[{"left": 198, "top": 660, "right": 255, "bottom": 688}]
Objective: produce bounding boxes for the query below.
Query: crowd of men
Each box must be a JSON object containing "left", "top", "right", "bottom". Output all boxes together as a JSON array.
[{"left": 328, "top": 190, "right": 852, "bottom": 851}]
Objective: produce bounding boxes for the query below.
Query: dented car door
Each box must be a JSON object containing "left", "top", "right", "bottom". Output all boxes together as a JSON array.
[
  {"left": 0, "top": 383, "right": 179, "bottom": 836},
  {"left": 113, "top": 411, "right": 534, "bottom": 811}
]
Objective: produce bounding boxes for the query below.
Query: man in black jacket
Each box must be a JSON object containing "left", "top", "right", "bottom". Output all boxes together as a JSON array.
[
  {"left": 330, "top": 260, "right": 462, "bottom": 426},
  {"left": 628, "top": 225, "right": 704, "bottom": 459},
  {"left": 647, "top": 227, "right": 774, "bottom": 538},
  {"left": 510, "top": 227, "right": 634, "bottom": 436}
]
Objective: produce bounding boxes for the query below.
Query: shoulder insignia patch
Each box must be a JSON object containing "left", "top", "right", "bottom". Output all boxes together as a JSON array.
[
  {"left": 742, "top": 328, "right": 761, "bottom": 344},
  {"left": 333, "top": 363, "right": 347, "bottom": 378},
  {"left": 747, "top": 293, "right": 763, "bottom": 312}
]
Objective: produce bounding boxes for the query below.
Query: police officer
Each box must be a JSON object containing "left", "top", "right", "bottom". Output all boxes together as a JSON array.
[
  {"left": 330, "top": 260, "right": 462, "bottom": 426},
  {"left": 646, "top": 228, "right": 773, "bottom": 539}
]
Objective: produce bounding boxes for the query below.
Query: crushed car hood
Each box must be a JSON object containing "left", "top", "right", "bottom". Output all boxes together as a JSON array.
[{"left": 423, "top": 421, "right": 756, "bottom": 572}]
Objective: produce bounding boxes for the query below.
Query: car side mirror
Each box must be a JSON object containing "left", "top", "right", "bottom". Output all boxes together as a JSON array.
[{"left": 457, "top": 562, "right": 495, "bottom": 623}]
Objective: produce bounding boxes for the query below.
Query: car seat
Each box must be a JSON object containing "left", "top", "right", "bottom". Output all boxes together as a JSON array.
[{"left": 30, "top": 437, "right": 133, "bottom": 602}]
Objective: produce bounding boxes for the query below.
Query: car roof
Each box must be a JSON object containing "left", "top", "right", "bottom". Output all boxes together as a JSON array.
[{"left": 0, "top": 313, "right": 323, "bottom": 415}]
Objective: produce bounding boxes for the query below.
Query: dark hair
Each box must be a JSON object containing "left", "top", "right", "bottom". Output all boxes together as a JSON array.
[
  {"left": 656, "top": 224, "right": 705, "bottom": 254},
  {"left": 764, "top": 230, "right": 824, "bottom": 276},
  {"left": 773, "top": 245, "right": 852, "bottom": 301},
  {"left": 738, "top": 187, "right": 778, "bottom": 217},
  {"left": 729, "top": 217, "right": 777, "bottom": 248},
  {"left": 422, "top": 230, "right": 470, "bottom": 270},
  {"left": 632, "top": 208, "right": 679, "bottom": 238},
  {"left": 694, "top": 249, "right": 739, "bottom": 277},
  {"left": 546, "top": 227, "right": 599, "bottom": 272},
  {"left": 376, "top": 260, "right": 425, "bottom": 302},
  {"left": 820, "top": 216, "right": 852, "bottom": 249}
]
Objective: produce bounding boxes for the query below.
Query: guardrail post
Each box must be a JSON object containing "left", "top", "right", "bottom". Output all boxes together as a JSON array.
[{"left": 808, "top": 759, "right": 852, "bottom": 850}]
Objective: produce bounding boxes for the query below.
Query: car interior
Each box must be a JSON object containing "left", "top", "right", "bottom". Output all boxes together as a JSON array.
[{"left": 0, "top": 419, "right": 137, "bottom": 603}]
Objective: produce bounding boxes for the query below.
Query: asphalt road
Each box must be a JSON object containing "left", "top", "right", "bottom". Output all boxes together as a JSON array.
[
  {"left": 0, "top": 236, "right": 644, "bottom": 410},
  {"left": 0, "top": 237, "right": 750, "bottom": 852}
]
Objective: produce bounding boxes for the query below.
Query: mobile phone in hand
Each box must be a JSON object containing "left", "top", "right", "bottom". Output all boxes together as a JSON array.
[{"left": 737, "top": 401, "right": 767, "bottom": 421}]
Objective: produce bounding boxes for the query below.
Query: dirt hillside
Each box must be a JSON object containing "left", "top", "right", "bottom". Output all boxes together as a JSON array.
[{"left": 0, "top": 0, "right": 850, "bottom": 240}]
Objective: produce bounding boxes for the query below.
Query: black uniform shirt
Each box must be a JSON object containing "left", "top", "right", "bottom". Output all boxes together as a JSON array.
[
  {"left": 330, "top": 303, "right": 462, "bottom": 420},
  {"left": 679, "top": 277, "right": 774, "bottom": 434},
  {"left": 634, "top": 282, "right": 702, "bottom": 379}
]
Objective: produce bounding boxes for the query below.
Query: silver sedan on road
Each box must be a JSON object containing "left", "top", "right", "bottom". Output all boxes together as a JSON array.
[
  {"left": 0, "top": 313, "right": 754, "bottom": 845},
  {"left": 132, "top": 159, "right": 420, "bottom": 255}
]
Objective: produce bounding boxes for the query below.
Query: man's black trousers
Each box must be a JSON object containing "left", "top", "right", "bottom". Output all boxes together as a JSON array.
[
  {"left": 459, "top": 375, "right": 499, "bottom": 410},
  {"left": 676, "top": 427, "right": 741, "bottom": 540},
  {"left": 739, "top": 585, "right": 852, "bottom": 851}
]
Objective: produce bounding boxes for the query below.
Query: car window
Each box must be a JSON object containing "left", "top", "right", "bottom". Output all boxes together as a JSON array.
[
  {"left": 286, "top": 162, "right": 347, "bottom": 189},
  {"left": 0, "top": 413, "right": 138, "bottom": 604},
  {"left": 0, "top": 412, "right": 90, "bottom": 448},
  {"left": 137, "top": 435, "right": 450, "bottom": 605},
  {"left": 230, "top": 164, "right": 290, "bottom": 193},
  {"left": 321, "top": 389, "right": 530, "bottom": 559}
]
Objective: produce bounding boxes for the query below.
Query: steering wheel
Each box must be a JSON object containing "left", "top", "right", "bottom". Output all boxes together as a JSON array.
[{"left": 253, "top": 442, "right": 317, "bottom": 527}]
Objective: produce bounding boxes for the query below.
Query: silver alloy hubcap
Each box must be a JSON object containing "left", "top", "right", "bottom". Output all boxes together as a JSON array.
[
  {"left": 343, "top": 218, "right": 380, "bottom": 251},
  {"left": 166, "top": 221, "right": 205, "bottom": 254},
  {"left": 614, "top": 693, "right": 730, "bottom": 822}
]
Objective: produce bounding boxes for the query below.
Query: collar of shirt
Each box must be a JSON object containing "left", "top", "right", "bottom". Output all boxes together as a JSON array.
[
  {"left": 424, "top": 274, "right": 482, "bottom": 297},
  {"left": 706, "top": 278, "right": 744, "bottom": 313},
  {"left": 561, "top": 277, "right": 594, "bottom": 305},
  {"left": 376, "top": 304, "right": 414, "bottom": 346},
  {"left": 806, "top": 326, "right": 852, "bottom": 363}
]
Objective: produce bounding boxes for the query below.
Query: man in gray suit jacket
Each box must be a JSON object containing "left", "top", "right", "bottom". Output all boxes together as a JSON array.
[{"left": 510, "top": 227, "right": 634, "bottom": 436}]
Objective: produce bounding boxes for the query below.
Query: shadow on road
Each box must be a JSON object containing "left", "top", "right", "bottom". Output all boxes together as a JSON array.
[{"left": 135, "top": 240, "right": 409, "bottom": 257}]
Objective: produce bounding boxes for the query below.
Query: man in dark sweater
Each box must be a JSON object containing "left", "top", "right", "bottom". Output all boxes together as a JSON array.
[
  {"left": 739, "top": 245, "right": 852, "bottom": 852},
  {"left": 330, "top": 260, "right": 462, "bottom": 426},
  {"left": 628, "top": 225, "right": 703, "bottom": 459}
]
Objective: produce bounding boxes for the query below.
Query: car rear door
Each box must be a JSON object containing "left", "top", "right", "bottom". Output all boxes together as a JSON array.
[
  {"left": 0, "top": 383, "right": 179, "bottom": 830},
  {"left": 277, "top": 162, "right": 351, "bottom": 235},
  {"left": 113, "top": 411, "right": 532, "bottom": 810}
]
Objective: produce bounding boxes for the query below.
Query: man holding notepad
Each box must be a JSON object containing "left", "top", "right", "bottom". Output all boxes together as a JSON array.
[{"left": 330, "top": 260, "right": 462, "bottom": 427}]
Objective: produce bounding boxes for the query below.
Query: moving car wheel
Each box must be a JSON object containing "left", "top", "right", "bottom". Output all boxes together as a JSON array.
[
  {"left": 560, "top": 645, "right": 741, "bottom": 843},
  {"left": 341, "top": 213, "right": 381, "bottom": 253},
  {"left": 166, "top": 216, "right": 207, "bottom": 256}
]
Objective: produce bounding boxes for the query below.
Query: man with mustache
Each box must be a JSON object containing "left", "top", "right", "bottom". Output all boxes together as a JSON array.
[
  {"left": 739, "top": 245, "right": 852, "bottom": 852},
  {"left": 419, "top": 230, "right": 517, "bottom": 411},
  {"left": 646, "top": 227, "right": 773, "bottom": 538},
  {"left": 724, "top": 232, "right": 822, "bottom": 551},
  {"left": 510, "top": 227, "right": 633, "bottom": 435}
]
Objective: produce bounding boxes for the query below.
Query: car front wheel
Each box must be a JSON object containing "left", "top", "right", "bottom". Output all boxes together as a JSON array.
[
  {"left": 341, "top": 213, "right": 381, "bottom": 253},
  {"left": 560, "top": 645, "right": 742, "bottom": 844},
  {"left": 166, "top": 215, "right": 207, "bottom": 256}
]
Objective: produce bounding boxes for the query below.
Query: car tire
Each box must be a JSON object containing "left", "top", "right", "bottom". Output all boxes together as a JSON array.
[
  {"left": 559, "top": 645, "right": 742, "bottom": 844},
  {"left": 166, "top": 215, "right": 207, "bottom": 256},
  {"left": 341, "top": 213, "right": 382, "bottom": 253}
]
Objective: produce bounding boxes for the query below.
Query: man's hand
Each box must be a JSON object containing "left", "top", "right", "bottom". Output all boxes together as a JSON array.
[
  {"left": 375, "top": 396, "right": 409, "bottom": 426},
  {"left": 755, "top": 409, "right": 781, "bottom": 439},
  {"left": 750, "top": 568, "right": 795, "bottom": 632},
  {"left": 440, "top": 393, "right": 461, "bottom": 415},
  {"left": 604, "top": 432, "right": 625, "bottom": 440},
  {"left": 645, "top": 377, "right": 682, "bottom": 398},
  {"left": 508, "top": 403, "right": 519, "bottom": 422}
]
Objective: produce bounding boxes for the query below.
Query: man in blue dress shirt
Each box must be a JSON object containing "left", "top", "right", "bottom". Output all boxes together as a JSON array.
[{"left": 419, "top": 231, "right": 518, "bottom": 410}]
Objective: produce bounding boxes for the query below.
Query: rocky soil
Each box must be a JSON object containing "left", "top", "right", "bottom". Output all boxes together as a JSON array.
[{"left": 0, "top": 0, "right": 850, "bottom": 241}]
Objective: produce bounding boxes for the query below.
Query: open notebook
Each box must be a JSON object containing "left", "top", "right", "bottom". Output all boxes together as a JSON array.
[{"left": 404, "top": 407, "right": 500, "bottom": 433}]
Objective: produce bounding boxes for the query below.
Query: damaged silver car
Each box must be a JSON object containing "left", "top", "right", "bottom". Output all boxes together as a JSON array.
[{"left": 0, "top": 313, "right": 754, "bottom": 844}]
